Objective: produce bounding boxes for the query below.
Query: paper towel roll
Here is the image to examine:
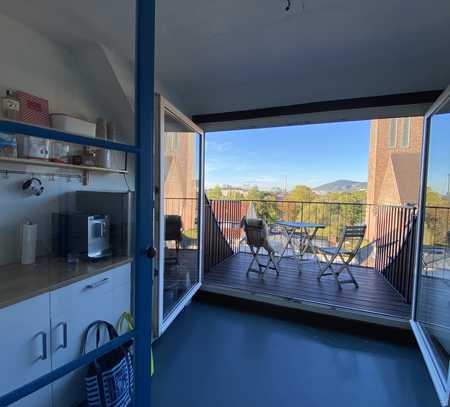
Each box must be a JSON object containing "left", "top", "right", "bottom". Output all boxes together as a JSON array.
[{"left": 21, "top": 221, "right": 37, "bottom": 265}]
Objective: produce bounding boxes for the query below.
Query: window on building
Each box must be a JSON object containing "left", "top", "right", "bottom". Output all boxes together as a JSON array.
[
  {"left": 401, "top": 117, "right": 411, "bottom": 148},
  {"left": 388, "top": 119, "right": 397, "bottom": 148},
  {"left": 166, "top": 132, "right": 180, "bottom": 153}
]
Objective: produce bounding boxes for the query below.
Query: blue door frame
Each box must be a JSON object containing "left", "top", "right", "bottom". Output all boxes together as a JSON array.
[{"left": 0, "top": 0, "right": 155, "bottom": 405}]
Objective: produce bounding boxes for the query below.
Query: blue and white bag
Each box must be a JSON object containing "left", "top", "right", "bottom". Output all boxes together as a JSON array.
[{"left": 82, "top": 321, "right": 134, "bottom": 407}]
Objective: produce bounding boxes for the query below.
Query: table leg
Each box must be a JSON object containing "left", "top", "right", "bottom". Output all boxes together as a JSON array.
[
  {"left": 301, "top": 227, "right": 322, "bottom": 263},
  {"left": 277, "top": 227, "right": 302, "bottom": 272}
]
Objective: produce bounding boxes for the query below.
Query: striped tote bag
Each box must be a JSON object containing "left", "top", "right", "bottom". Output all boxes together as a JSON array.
[{"left": 82, "top": 321, "right": 134, "bottom": 407}]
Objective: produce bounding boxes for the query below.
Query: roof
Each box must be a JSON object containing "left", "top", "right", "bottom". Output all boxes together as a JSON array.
[
  {"left": 391, "top": 153, "right": 421, "bottom": 204},
  {"left": 211, "top": 201, "right": 251, "bottom": 223}
]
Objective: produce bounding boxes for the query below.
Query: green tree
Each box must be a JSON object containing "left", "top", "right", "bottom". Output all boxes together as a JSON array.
[
  {"left": 424, "top": 188, "right": 449, "bottom": 246},
  {"left": 247, "top": 186, "right": 264, "bottom": 200},
  {"left": 246, "top": 187, "right": 279, "bottom": 223},
  {"left": 280, "top": 185, "right": 318, "bottom": 221},
  {"left": 322, "top": 190, "right": 367, "bottom": 204},
  {"left": 286, "top": 185, "right": 317, "bottom": 202},
  {"left": 207, "top": 185, "right": 224, "bottom": 200},
  {"left": 227, "top": 191, "right": 245, "bottom": 200}
]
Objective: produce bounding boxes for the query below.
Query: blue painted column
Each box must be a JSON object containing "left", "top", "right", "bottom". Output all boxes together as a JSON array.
[{"left": 134, "top": 0, "right": 156, "bottom": 405}]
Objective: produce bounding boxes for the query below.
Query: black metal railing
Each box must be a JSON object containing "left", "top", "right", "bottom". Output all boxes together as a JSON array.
[
  {"left": 166, "top": 197, "right": 447, "bottom": 305},
  {"left": 421, "top": 205, "right": 450, "bottom": 279},
  {"left": 209, "top": 199, "right": 378, "bottom": 266},
  {"left": 204, "top": 197, "right": 234, "bottom": 272},
  {"left": 374, "top": 205, "right": 417, "bottom": 303},
  {"left": 206, "top": 199, "right": 426, "bottom": 304},
  {"left": 164, "top": 197, "right": 234, "bottom": 271}
]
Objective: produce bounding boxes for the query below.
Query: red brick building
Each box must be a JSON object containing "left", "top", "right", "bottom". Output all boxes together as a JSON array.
[
  {"left": 366, "top": 116, "right": 423, "bottom": 241},
  {"left": 367, "top": 116, "right": 423, "bottom": 207},
  {"left": 164, "top": 132, "right": 199, "bottom": 233}
]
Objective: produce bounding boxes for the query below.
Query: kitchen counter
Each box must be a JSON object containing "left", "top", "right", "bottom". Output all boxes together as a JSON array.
[{"left": 0, "top": 256, "right": 133, "bottom": 309}]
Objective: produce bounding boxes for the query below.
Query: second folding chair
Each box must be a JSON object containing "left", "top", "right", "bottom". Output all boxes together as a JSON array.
[{"left": 316, "top": 225, "right": 366, "bottom": 288}]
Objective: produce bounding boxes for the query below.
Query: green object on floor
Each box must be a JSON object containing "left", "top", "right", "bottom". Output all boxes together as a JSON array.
[{"left": 117, "top": 312, "right": 154, "bottom": 376}]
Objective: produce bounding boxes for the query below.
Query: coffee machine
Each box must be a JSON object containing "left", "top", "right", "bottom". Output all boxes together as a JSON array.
[{"left": 53, "top": 213, "right": 112, "bottom": 259}]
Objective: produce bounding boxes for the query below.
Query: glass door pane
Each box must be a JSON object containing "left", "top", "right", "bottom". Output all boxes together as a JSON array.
[
  {"left": 413, "top": 88, "right": 450, "bottom": 405},
  {"left": 156, "top": 98, "right": 204, "bottom": 334}
]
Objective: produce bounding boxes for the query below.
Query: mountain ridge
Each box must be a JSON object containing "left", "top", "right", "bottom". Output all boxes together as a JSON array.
[{"left": 313, "top": 179, "right": 367, "bottom": 194}]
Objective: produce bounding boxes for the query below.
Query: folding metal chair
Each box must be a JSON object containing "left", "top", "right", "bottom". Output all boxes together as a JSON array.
[
  {"left": 241, "top": 217, "right": 279, "bottom": 278},
  {"left": 317, "top": 225, "right": 367, "bottom": 288}
]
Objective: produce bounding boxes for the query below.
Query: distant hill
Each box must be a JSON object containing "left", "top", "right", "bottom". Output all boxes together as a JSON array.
[{"left": 313, "top": 180, "right": 367, "bottom": 194}]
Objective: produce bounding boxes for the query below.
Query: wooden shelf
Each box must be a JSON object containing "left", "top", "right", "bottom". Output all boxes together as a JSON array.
[{"left": 0, "top": 156, "right": 127, "bottom": 175}]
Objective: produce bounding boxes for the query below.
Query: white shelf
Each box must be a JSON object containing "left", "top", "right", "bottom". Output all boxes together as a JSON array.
[
  {"left": 0, "top": 156, "right": 127, "bottom": 185},
  {"left": 0, "top": 156, "right": 127, "bottom": 174}
]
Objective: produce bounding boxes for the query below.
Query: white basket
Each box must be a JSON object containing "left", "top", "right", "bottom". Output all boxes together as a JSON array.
[{"left": 51, "top": 114, "right": 96, "bottom": 138}]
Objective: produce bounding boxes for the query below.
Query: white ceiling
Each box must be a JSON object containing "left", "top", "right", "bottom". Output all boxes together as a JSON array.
[
  {"left": 156, "top": 0, "right": 450, "bottom": 115},
  {"left": 1, "top": 0, "right": 449, "bottom": 118}
]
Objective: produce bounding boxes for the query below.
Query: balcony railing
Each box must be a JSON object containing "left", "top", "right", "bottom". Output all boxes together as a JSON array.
[
  {"left": 205, "top": 199, "right": 417, "bottom": 303},
  {"left": 210, "top": 199, "right": 378, "bottom": 261},
  {"left": 163, "top": 197, "right": 447, "bottom": 308}
]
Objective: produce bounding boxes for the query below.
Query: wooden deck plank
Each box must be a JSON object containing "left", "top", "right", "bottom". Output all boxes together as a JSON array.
[
  {"left": 210, "top": 257, "right": 405, "bottom": 305},
  {"left": 204, "top": 253, "right": 411, "bottom": 319},
  {"left": 205, "top": 275, "right": 408, "bottom": 315}
]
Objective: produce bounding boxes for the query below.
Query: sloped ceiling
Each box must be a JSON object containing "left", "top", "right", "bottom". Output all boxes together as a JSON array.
[
  {"left": 0, "top": 0, "right": 135, "bottom": 60},
  {"left": 1, "top": 0, "right": 449, "bottom": 118}
]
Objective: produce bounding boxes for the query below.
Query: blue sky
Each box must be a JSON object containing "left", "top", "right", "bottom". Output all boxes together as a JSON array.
[
  {"left": 205, "top": 120, "right": 371, "bottom": 190},
  {"left": 428, "top": 112, "right": 450, "bottom": 195}
]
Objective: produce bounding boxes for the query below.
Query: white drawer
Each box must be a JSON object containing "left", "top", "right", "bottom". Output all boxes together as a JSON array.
[{"left": 50, "top": 270, "right": 114, "bottom": 312}]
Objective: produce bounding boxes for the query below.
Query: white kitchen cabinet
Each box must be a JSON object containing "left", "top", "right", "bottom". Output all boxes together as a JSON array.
[
  {"left": 50, "top": 263, "right": 131, "bottom": 407},
  {"left": 0, "top": 294, "right": 52, "bottom": 407}
]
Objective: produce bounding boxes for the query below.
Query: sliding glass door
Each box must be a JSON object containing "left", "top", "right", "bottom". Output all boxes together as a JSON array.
[
  {"left": 155, "top": 96, "right": 204, "bottom": 337},
  {"left": 412, "top": 86, "right": 450, "bottom": 406}
]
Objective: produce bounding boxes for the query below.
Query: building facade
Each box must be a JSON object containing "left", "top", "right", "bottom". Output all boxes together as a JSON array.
[
  {"left": 367, "top": 116, "right": 424, "bottom": 207},
  {"left": 366, "top": 116, "right": 423, "bottom": 243},
  {"left": 164, "top": 131, "right": 199, "bottom": 234}
]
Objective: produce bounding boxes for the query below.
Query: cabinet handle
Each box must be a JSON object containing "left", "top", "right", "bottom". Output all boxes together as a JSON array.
[
  {"left": 36, "top": 331, "right": 47, "bottom": 360},
  {"left": 85, "top": 277, "right": 110, "bottom": 290},
  {"left": 55, "top": 322, "right": 68, "bottom": 351}
]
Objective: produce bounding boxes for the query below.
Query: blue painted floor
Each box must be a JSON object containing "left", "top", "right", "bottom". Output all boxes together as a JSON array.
[{"left": 151, "top": 301, "right": 439, "bottom": 407}]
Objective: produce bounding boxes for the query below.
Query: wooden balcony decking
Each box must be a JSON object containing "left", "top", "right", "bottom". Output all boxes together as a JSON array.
[{"left": 203, "top": 253, "right": 411, "bottom": 320}]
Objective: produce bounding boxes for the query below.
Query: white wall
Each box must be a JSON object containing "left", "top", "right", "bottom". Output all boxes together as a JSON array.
[
  {"left": 0, "top": 161, "right": 133, "bottom": 266},
  {"left": 0, "top": 11, "right": 194, "bottom": 266},
  {"left": 0, "top": 12, "right": 136, "bottom": 265},
  {"left": 0, "top": 13, "right": 104, "bottom": 126}
]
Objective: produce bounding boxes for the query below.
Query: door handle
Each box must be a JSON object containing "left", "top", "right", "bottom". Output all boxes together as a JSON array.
[
  {"left": 36, "top": 331, "right": 47, "bottom": 360},
  {"left": 55, "top": 322, "right": 68, "bottom": 351},
  {"left": 145, "top": 246, "right": 157, "bottom": 259},
  {"left": 85, "top": 277, "right": 110, "bottom": 290}
]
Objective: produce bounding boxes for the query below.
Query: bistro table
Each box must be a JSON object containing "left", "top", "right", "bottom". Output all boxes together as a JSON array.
[{"left": 275, "top": 221, "right": 326, "bottom": 272}]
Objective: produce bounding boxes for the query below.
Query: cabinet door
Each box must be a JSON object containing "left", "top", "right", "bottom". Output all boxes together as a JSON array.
[
  {"left": 111, "top": 263, "right": 132, "bottom": 324},
  {"left": 0, "top": 294, "right": 52, "bottom": 407},
  {"left": 50, "top": 265, "right": 131, "bottom": 407}
]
